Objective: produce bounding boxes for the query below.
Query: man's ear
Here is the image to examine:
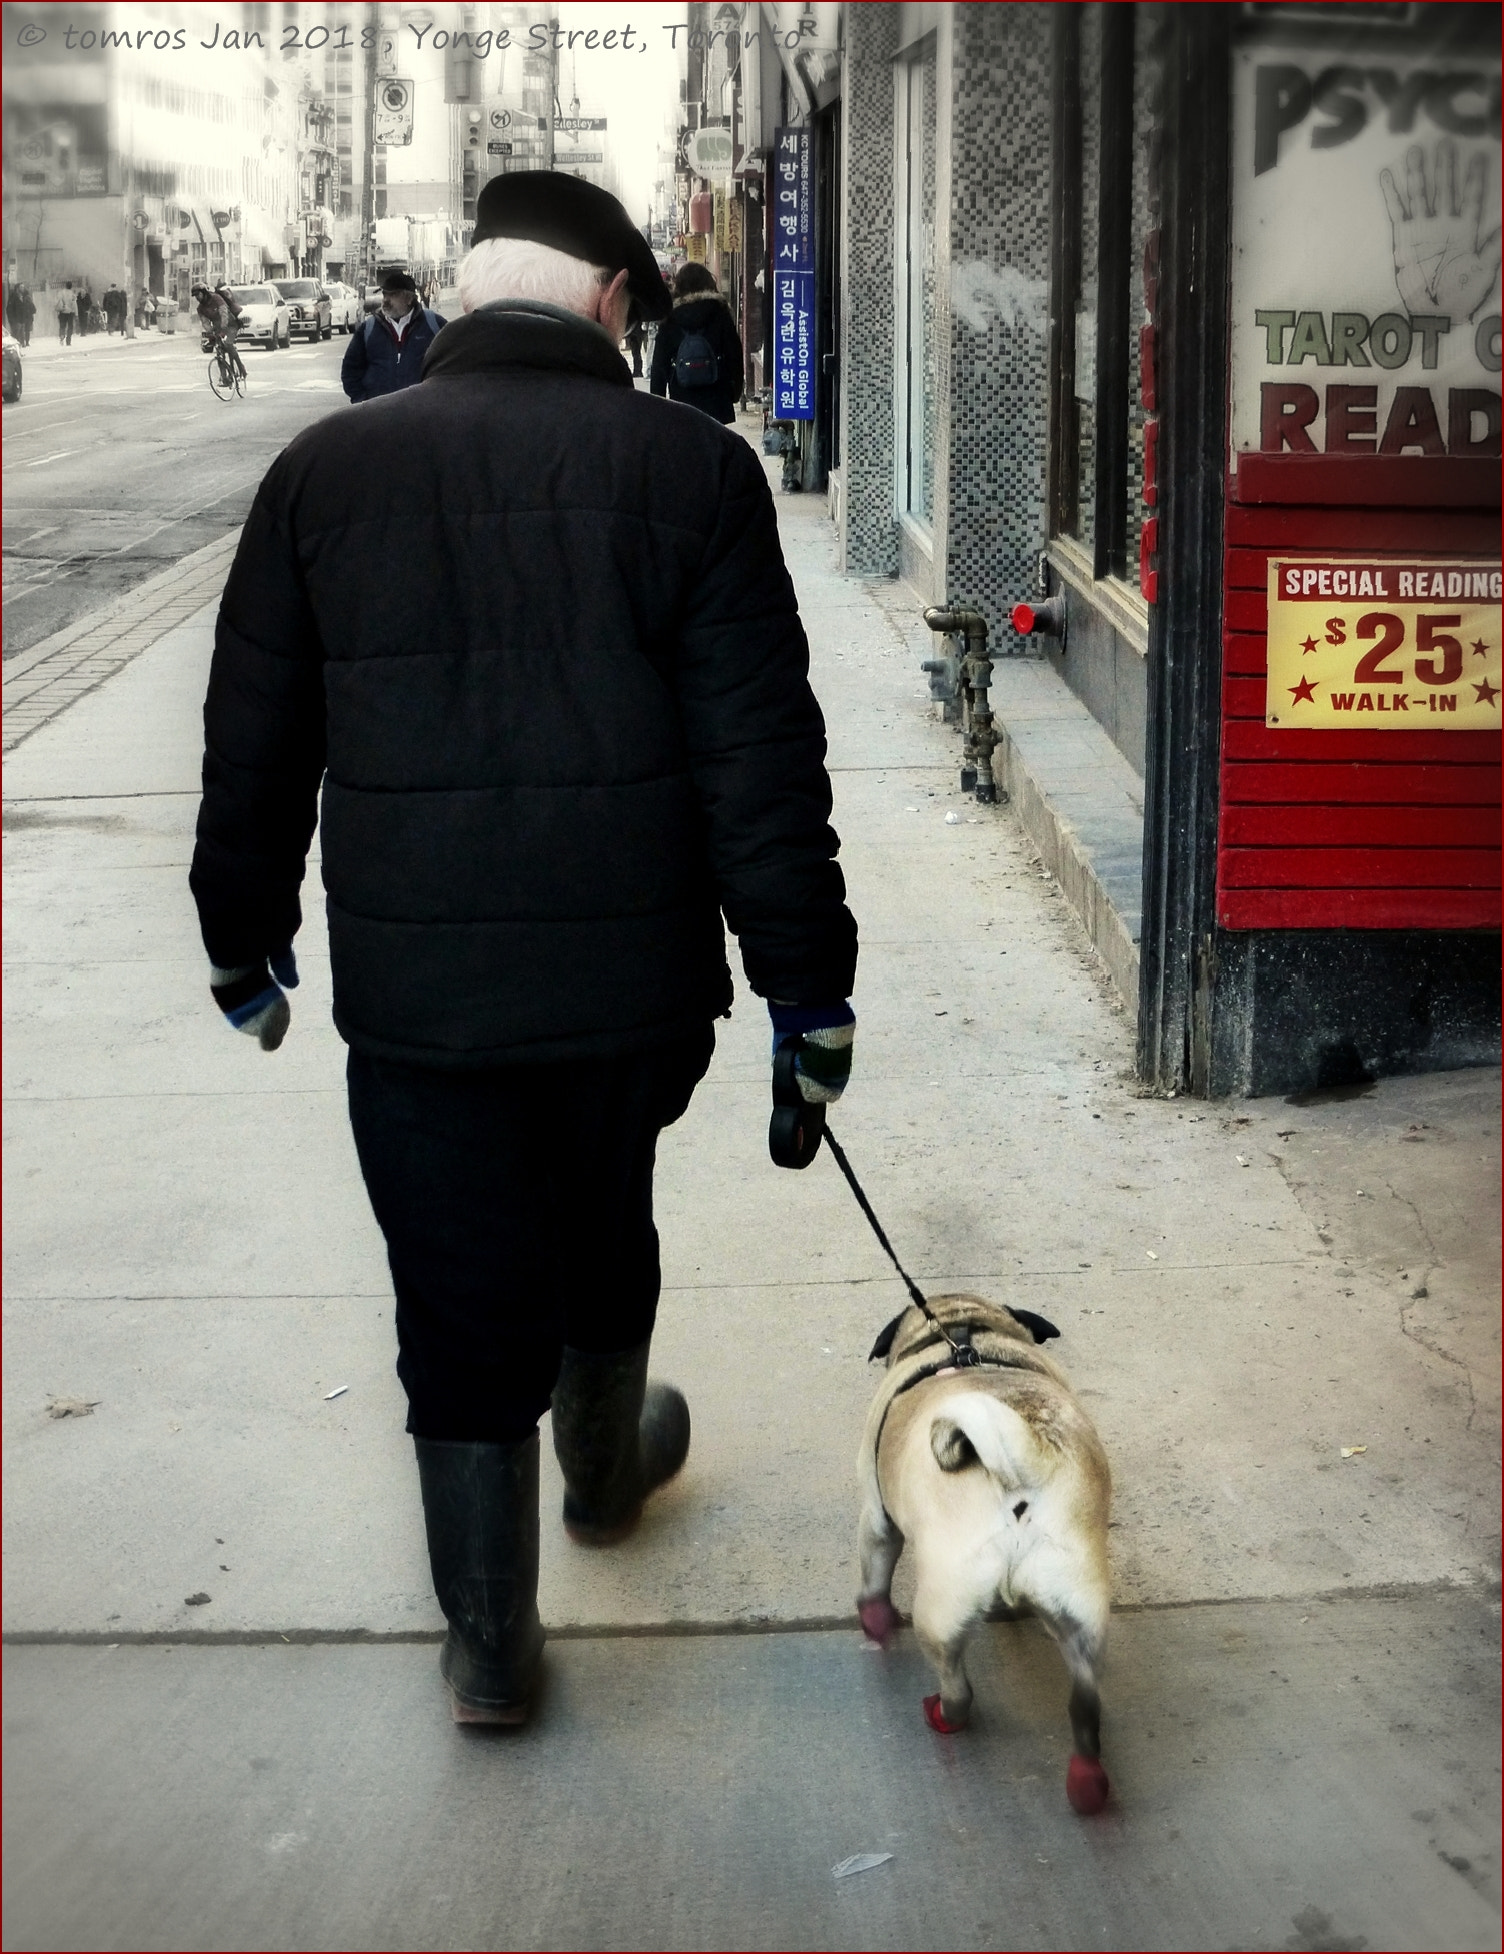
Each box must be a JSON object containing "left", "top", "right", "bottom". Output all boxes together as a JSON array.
[{"left": 595, "top": 266, "right": 631, "bottom": 328}]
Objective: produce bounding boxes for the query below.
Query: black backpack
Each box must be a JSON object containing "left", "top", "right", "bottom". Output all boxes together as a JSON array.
[{"left": 674, "top": 327, "right": 719, "bottom": 390}]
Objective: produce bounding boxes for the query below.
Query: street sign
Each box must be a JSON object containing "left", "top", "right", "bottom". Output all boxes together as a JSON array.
[
  {"left": 489, "top": 109, "right": 511, "bottom": 128},
  {"left": 772, "top": 126, "right": 813, "bottom": 273},
  {"left": 686, "top": 126, "right": 734, "bottom": 177},
  {"left": 376, "top": 31, "right": 398, "bottom": 75},
  {"left": 772, "top": 125, "right": 815, "bottom": 421},
  {"left": 487, "top": 142, "right": 513, "bottom": 156},
  {"left": 559, "top": 152, "right": 603, "bottom": 164},
  {"left": 773, "top": 270, "right": 816, "bottom": 421},
  {"left": 374, "top": 78, "right": 414, "bottom": 147},
  {"left": 556, "top": 117, "right": 606, "bottom": 132}
]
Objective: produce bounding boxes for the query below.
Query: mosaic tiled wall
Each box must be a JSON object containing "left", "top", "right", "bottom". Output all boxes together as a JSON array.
[
  {"left": 940, "top": 3, "right": 1055, "bottom": 629},
  {"left": 837, "top": 2, "right": 899, "bottom": 576},
  {"left": 837, "top": 4, "right": 1055, "bottom": 628}
]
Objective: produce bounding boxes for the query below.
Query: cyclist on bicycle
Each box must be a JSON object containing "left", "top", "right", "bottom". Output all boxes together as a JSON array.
[{"left": 194, "top": 285, "right": 246, "bottom": 380}]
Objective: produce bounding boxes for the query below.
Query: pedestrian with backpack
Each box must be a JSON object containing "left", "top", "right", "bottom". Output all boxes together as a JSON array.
[
  {"left": 649, "top": 261, "right": 743, "bottom": 425},
  {"left": 341, "top": 268, "right": 447, "bottom": 402}
]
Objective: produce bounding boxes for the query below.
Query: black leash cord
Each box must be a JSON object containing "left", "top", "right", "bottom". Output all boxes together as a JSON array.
[{"left": 822, "top": 1124, "right": 977, "bottom": 1365}]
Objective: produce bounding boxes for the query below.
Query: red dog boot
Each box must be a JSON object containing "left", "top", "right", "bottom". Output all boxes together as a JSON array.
[
  {"left": 922, "top": 1693, "right": 968, "bottom": 1735},
  {"left": 1066, "top": 1754, "right": 1110, "bottom": 1814},
  {"left": 858, "top": 1596, "right": 901, "bottom": 1644}
]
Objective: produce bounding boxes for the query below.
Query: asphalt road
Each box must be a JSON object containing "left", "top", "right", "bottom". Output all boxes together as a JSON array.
[{"left": 1, "top": 326, "right": 352, "bottom": 658}]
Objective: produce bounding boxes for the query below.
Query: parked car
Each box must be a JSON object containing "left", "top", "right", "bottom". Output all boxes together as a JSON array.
[
  {"left": 323, "top": 282, "right": 361, "bottom": 333},
  {"left": 221, "top": 284, "right": 292, "bottom": 351},
  {"left": 2, "top": 327, "right": 22, "bottom": 403},
  {"left": 271, "top": 278, "right": 332, "bottom": 342}
]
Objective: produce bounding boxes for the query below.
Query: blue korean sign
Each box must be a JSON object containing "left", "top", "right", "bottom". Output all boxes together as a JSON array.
[
  {"left": 772, "top": 125, "right": 815, "bottom": 419},
  {"left": 772, "top": 125, "right": 813, "bottom": 273},
  {"left": 773, "top": 270, "right": 815, "bottom": 420}
]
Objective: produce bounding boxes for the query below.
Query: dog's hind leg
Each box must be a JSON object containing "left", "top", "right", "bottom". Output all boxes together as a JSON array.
[
  {"left": 912, "top": 1583, "right": 979, "bottom": 1733},
  {"left": 1040, "top": 1607, "right": 1110, "bottom": 1814},
  {"left": 856, "top": 1499, "right": 904, "bottom": 1644}
]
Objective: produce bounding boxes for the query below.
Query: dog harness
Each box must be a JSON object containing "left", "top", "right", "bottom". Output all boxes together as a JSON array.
[{"left": 870, "top": 1323, "right": 1045, "bottom": 1525}]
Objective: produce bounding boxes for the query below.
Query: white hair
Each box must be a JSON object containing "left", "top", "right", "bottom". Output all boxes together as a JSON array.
[{"left": 457, "top": 236, "right": 609, "bottom": 317}]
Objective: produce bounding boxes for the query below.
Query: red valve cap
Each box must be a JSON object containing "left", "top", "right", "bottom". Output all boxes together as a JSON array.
[{"left": 1012, "top": 595, "right": 1066, "bottom": 636}]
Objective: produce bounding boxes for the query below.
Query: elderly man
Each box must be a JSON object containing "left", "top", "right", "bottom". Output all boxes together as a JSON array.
[
  {"left": 341, "top": 267, "right": 446, "bottom": 401},
  {"left": 190, "top": 172, "right": 857, "bottom": 1725}
]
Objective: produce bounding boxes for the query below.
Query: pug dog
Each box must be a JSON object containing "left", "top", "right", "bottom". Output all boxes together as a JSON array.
[{"left": 855, "top": 1293, "right": 1113, "bottom": 1814}]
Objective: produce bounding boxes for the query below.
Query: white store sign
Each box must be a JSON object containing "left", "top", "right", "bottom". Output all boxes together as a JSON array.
[
  {"left": 1229, "top": 48, "right": 1502, "bottom": 465},
  {"left": 685, "top": 126, "right": 736, "bottom": 179}
]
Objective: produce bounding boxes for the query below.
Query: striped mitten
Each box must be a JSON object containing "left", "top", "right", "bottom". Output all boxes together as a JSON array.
[
  {"left": 209, "top": 944, "right": 298, "bottom": 1052},
  {"left": 768, "top": 1000, "right": 856, "bottom": 1105}
]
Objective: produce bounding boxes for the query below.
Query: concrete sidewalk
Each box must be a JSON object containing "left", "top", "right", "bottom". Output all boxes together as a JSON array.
[{"left": 3, "top": 449, "right": 1499, "bottom": 1950}]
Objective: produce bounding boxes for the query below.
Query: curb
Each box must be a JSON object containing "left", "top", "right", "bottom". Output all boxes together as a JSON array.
[
  {"left": 991, "top": 723, "right": 1143, "bottom": 1008},
  {"left": 3, "top": 527, "right": 241, "bottom": 753}
]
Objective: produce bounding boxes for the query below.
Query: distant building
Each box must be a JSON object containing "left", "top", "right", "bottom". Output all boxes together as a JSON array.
[{"left": 3, "top": 1, "right": 305, "bottom": 312}]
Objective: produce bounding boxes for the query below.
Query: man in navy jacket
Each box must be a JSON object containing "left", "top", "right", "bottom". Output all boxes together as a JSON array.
[{"left": 341, "top": 268, "right": 446, "bottom": 401}]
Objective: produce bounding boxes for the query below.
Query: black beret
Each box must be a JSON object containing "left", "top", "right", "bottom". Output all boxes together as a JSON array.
[
  {"left": 471, "top": 171, "right": 670, "bottom": 323},
  {"left": 381, "top": 269, "right": 418, "bottom": 293}
]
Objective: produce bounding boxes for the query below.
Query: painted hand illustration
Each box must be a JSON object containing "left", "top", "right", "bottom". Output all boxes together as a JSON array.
[{"left": 1380, "top": 140, "right": 1501, "bottom": 323}]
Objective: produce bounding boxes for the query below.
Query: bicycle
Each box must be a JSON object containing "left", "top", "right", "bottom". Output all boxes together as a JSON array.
[{"left": 206, "top": 327, "right": 247, "bottom": 400}]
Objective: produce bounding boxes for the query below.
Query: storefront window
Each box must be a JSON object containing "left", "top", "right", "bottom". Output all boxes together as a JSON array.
[
  {"left": 1126, "top": 7, "right": 1168, "bottom": 577},
  {"left": 1074, "top": 6, "right": 1103, "bottom": 555},
  {"left": 898, "top": 40, "right": 938, "bottom": 525},
  {"left": 1051, "top": 2, "right": 1165, "bottom": 588}
]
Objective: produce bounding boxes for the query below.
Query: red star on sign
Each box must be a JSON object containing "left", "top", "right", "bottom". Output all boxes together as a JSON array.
[
  {"left": 1473, "top": 678, "right": 1500, "bottom": 706},
  {"left": 1300, "top": 635, "right": 1319, "bottom": 655},
  {"left": 1288, "top": 676, "right": 1318, "bottom": 704},
  {"left": 1472, "top": 639, "right": 1490, "bottom": 657}
]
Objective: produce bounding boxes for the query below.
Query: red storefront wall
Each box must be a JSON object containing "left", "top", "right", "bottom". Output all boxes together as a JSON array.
[{"left": 1217, "top": 458, "right": 1502, "bottom": 932}]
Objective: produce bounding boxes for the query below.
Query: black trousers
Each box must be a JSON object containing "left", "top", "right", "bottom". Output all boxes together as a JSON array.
[{"left": 347, "top": 1027, "right": 714, "bottom": 1444}]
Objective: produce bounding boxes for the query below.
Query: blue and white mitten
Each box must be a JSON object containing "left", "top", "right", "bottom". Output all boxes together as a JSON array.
[
  {"left": 768, "top": 1000, "right": 856, "bottom": 1105},
  {"left": 209, "top": 944, "right": 298, "bottom": 1052}
]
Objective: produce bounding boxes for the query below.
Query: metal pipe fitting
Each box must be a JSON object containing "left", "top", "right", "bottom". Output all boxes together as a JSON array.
[{"left": 921, "top": 605, "right": 1004, "bottom": 805}]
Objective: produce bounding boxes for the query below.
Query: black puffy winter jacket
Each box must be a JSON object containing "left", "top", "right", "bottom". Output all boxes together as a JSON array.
[{"left": 190, "top": 299, "right": 857, "bottom": 1067}]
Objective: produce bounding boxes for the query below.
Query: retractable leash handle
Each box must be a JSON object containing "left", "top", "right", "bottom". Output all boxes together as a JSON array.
[{"left": 768, "top": 1035, "right": 826, "bottom": 1169}]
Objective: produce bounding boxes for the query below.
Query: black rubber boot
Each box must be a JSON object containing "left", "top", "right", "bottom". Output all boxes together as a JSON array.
[
  {"left": 550, "top": 1341, "right": 691, "bottom": 1545},
  {"left": 414, "top": 1433, "right": 545, "bottom": 1723}
]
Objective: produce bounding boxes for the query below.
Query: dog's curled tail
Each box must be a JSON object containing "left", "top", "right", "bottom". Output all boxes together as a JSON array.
[{"left": 929, "top": 1392, "right": 1063, "bottom": 1490}]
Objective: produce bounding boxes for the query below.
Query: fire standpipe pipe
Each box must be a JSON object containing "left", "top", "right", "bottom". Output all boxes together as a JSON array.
[{"left": 921, "top": 605, "right": 1001, "bottom": 804}]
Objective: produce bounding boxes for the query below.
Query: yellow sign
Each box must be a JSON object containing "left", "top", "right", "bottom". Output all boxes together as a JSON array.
[
  {"left": 1266, "top": 559, "right": 1502, "bottom": 730},
  {"left": 713, "top": 184, "right": 741, "bottom": 254}
]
